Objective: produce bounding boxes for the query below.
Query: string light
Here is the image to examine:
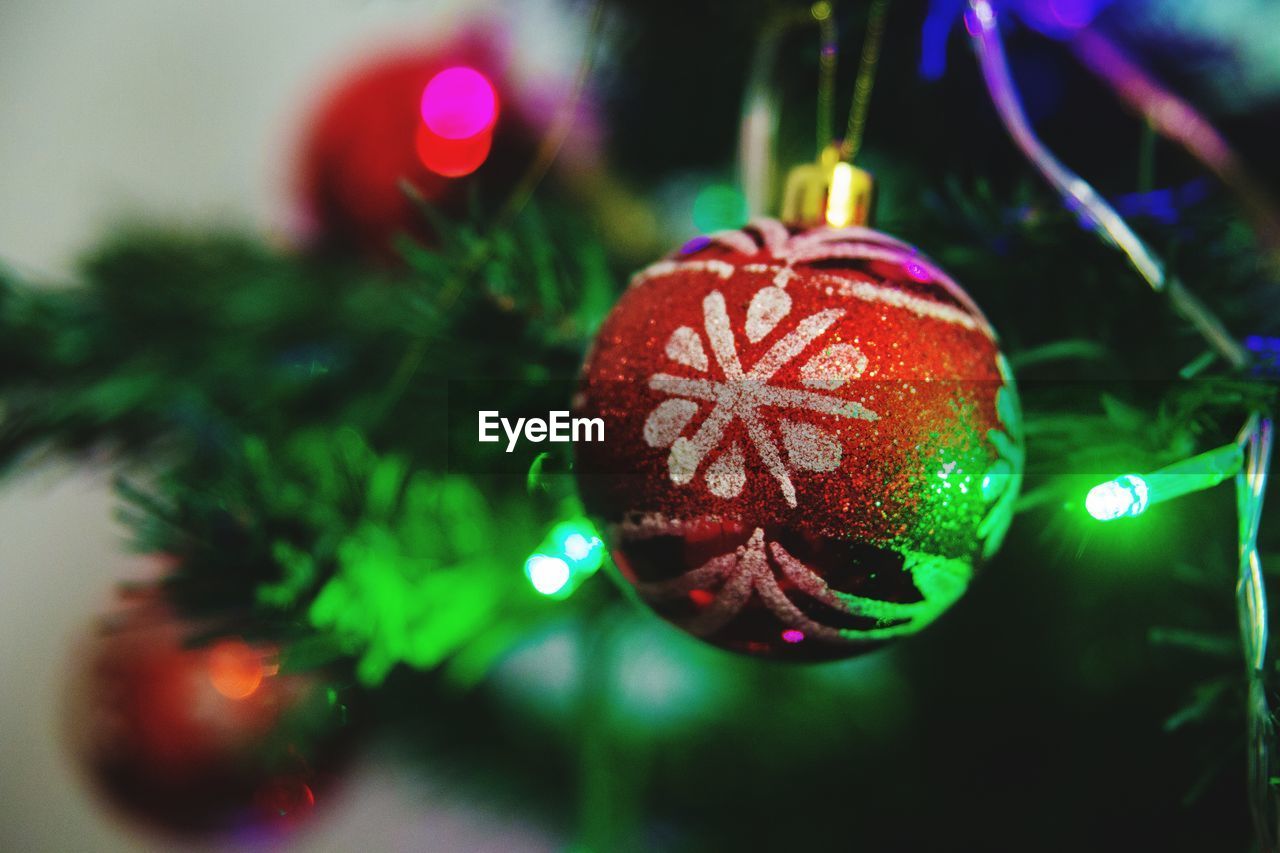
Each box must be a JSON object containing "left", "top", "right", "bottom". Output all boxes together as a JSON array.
[
  {"left": 562, "top": 531, "right": 597, "bottom": 562},
  {"left": 1245, "top": 335, "right": 1280, "bottom": 376},
  {"left": 967, "top": 5, "right": 1272, "bottom": 840},
  {"left": 525, "top": 555, "right": 572, "bottom": 596},
  {"left": 415, "top": 124, "right": 493, "bottom": 178},
  {"left": 419, "top": 66, "right": 498, "bottom": 139},
  {"left": 415, "top": 66, "right": 499, "bottom": 178},
  {"left": 1085, "top": 474, "right": 1150, "bottom": 521},
  {"left": 207, "top": 638, "right": 267, "bottom": 700},
  {"left": 966, "top": 0, "right": 1247, "bottom": 369},
  {"left": 1085, "top": 442, "right": 1245, "bottom": 521},
  {"left": 523, "top": 517, "right": 604, "bottom": 598},
  {"left": 1236, "top": 415, "right": 1275, "bottom": 847}
]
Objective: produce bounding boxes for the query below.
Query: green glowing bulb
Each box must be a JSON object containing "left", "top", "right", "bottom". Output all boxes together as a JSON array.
[
  {"left": 563, "top": 532, "right": 594, "bottom": 562},
  {"left": 525, "top": 554, "right": 571, "bottom": 596},
  {"left": 1086, "top": 474, "right": 1149, "bottom": 521},
  {"left": 1084, "top": 441, "right": 1244, "bottom": 522},
  {"left": 526, "top": 517, "right": 604, "bottom": 599},
  {"left": 550, "top": 519, "right": 604, "bottom": 572}
]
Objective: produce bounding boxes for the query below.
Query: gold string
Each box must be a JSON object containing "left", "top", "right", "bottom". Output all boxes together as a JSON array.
[
  {"left": 812, "top": 2, "right": 838, "bottom": 154},
  {"left": 839, "top": 0, "right": 890, "bottom": 162}
]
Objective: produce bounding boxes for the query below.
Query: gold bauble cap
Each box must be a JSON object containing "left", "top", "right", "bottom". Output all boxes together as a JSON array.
[{"left": 780, "top": 145, "right": 875, "bottom": 229}]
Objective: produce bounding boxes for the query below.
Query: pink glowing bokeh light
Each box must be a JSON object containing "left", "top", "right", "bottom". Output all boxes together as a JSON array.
[
  {"left": 781, "top": 629, "right": 805, "bottom": 644},
  {"left": 420, "top": 66, "right": 498, "bottom": 140}
]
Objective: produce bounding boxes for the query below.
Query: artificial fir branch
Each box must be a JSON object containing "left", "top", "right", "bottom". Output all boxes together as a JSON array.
[{"left": 2, "top": 184, "right": 1275, "bottom": 692}]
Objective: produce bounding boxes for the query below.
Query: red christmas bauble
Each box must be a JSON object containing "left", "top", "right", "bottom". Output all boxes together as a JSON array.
[
  {"left": 295, "top": 33, "right": 530, "bottom": 261},
  {"left": 67, "top": 594, "right": 345, "bottom": 836},
  {"left": 574, "top": 220, "right": 1023, "bottom": 660}
]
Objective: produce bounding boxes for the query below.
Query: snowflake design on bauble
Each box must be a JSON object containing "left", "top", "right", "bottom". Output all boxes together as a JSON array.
[{"left": 642, "top": 282, "right": 877, "bottom": 508}]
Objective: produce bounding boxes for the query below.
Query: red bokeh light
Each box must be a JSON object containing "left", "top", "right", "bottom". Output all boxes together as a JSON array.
[{"left": 415, "top": 123, "right": 493, "bottom": 178}]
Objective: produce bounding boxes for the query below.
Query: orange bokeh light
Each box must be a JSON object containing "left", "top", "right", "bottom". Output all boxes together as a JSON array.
[{"left": 207, "top": 639, "right": 266, "bottom": 700}]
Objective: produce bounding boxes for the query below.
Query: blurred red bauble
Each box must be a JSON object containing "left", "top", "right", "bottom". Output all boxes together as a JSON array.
[
  {"left": 573, "top": 220, "right": 1023, "bottom": 661},
  {"left": 294, "top": 27, "right": 582, "bottom": 262},
  {"left": 67, "top": 592, "right": 347, "bottom": 837}
]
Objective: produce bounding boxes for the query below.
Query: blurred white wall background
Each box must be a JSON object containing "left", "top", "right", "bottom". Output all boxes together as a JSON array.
[{"left": 0, "top": 1, "right": 574, "bottom": 849}]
